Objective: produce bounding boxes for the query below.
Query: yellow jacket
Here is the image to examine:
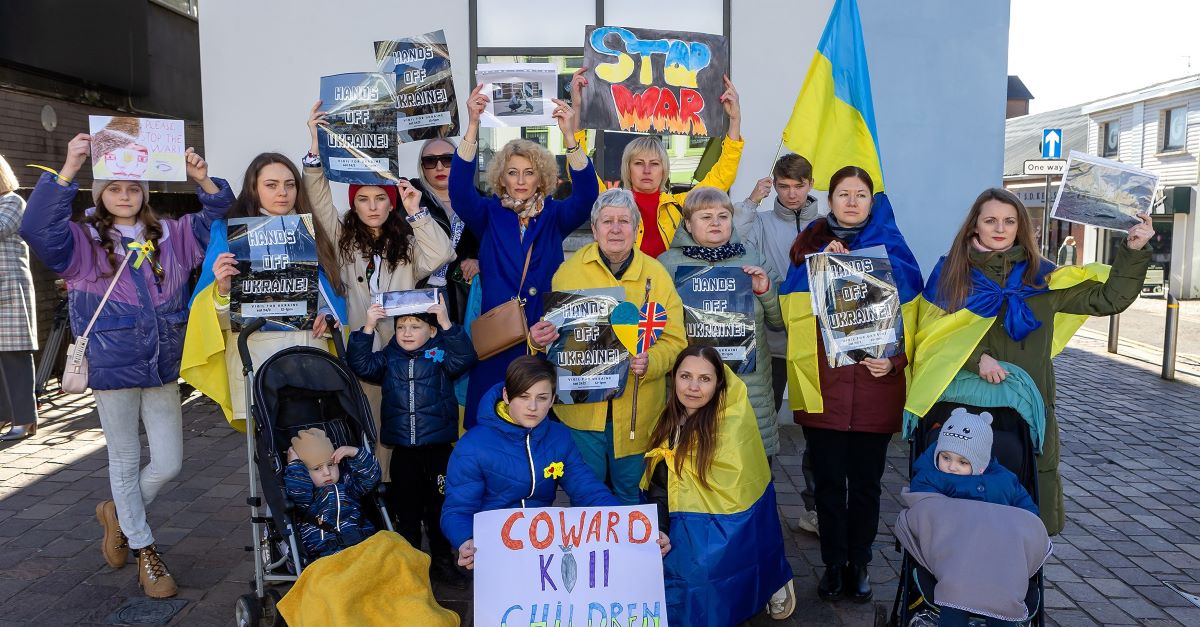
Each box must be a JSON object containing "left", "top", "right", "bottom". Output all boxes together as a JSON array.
[
  {"left": 574, "top": 131, "right": 746, "bottom": 251},
  {"left": 548, "top": 243, "right": 687, "bottom": 458}
]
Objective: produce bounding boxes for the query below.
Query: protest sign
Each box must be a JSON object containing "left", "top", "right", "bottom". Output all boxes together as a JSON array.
[
  {"left": 473, "top": 505, "right": 668, "bottom": 627},
  {"left": 228, "top": 215, "right": 320, "bottom": 332},
  {"left": 317, "top": 73, "right": 400, "bottom": 184},
  {"left": 580, "top": 25, "right": 729, "bottom": 138},
  {"left": 674, "top": 266, "right": 756, "bottom": 373},
  {"left": 543, "top": 288, "right": 629, "bottom": 404},
  {"left": 807, "top": 245, "right": 902, "bottom": 368},
  {"left": 374, "top": 30, "right": 459, "bottom": 143},
  {"left": 1051, "top": 150, "right": 1159, "bottom": 232},
  {"left": 88, "top": 116, "right": 185, "bottom": 181},
  {"left": 476, "top": 63, "right": 558, "bottom": 128}
]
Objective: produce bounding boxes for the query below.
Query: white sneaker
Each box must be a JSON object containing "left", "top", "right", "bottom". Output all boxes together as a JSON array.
[
  {"left": 796, "top": 509, "right": 819, "bottom": 535},
  {"left": 768, "top": 580, "right": 796, "bottom": 620}
]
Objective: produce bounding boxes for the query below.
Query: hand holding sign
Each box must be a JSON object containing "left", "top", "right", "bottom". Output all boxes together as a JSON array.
[
  {"left": 1126, "top": 213, "right": 1154, "bottom": 250},
  {"left": 59, "top": 133, "right": 92, "bottom": 184}
]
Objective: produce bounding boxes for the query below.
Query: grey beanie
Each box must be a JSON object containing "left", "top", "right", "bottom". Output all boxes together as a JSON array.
[
  {"left": 936, "top": 407, "right": 994, "bottom": 475},
  {"left": 92, "top": 180, "right": 150, "bottom": 206}
]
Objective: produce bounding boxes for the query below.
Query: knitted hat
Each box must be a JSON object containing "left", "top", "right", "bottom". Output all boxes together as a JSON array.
[
  {"left": 291, "top": 428, "right": 334, "bottom": 468},
  {"left": 936, "top": 407, "right": 993, "bottom": 475},
  {"left": 348, "top": 183, "right": 398, "bottom": 209},
  {"left": 92, "top": 180, "right": 150, "bottom": 206}
]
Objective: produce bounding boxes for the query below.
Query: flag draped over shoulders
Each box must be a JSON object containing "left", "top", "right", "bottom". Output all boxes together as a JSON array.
[
  {"left": 777, "top": 193, "right": 922, "bottom": 414},
  {"left": 905, "top": 258, "right": 1112, "bottom": 418},
  {"left": 782, "top": 0, "right": 883, "bottom": 190}
]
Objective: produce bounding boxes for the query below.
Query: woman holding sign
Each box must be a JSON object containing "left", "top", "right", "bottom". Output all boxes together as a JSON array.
[
  {"left": 528, "top": 188, "right": 687, "bottom": 505},
  {"left": 907, "top": 188, "right": 1152, "bottom": 535},
  {"left": 656, "top": 186, "right": 784, "bottom": 460},
  {"left": 644, "top": 346, "right": 795, "bottom": 623},
  {"left": 451, "top": 83, "right": 599, "bottom": 426},
  {"left": 779, "top": 166, "right": 923, "bottom": 603},
  {"left": 22, "top": 134, "right": 232, "bottom": 599}
]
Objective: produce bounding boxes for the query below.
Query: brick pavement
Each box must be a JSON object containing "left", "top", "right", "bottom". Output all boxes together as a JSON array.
[{"left": 0, "top": 333, "right": 1197, "bottom": 626}]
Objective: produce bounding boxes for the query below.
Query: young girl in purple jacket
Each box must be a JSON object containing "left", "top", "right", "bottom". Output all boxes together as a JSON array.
[{"left": 20, "top": 132, "right": 233, "bottom": 599}]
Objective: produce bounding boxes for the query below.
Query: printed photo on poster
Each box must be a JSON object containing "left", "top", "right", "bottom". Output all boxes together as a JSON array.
[
  {"left": 317, "top": 73, "right": 400, "bottom": 185},
  {"left": 473, "top": 505, "right": 669, "bottom": 627},
  {"left": 1051, "top": 150, "right": 1160, "bottom": 232},
  {"left": 673, "top": 266, "right": 756, "bottom": 373},
  {"left": 88, "top": 116, "right": 186, "bottom": 181},
  {"left": 228, "top": 215, "right": 320, "bottom": 332},
  {"left": 580, "top": 25, "right": 729, "bottom": 138},
  {"left": 543, "top": 288, "right": 629, "bottom": 405},
  {"left": 374, "top": 29, "right": 460, "bottom": 142},
  {"left": 476, "top": 63, "right": 558, "bottom": 128},
  {"left": 371, "top": 288, "right": 439, "bottom": 317},
  {"left": 806, "top": 245, "right": 902, "bottom": 368}
]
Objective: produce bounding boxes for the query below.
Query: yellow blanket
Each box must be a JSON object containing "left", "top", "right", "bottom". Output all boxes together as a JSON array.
[{"left": 277, "top": 531, "right": 460, "bottom": 627}]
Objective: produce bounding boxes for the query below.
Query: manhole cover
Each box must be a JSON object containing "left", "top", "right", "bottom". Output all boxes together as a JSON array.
[{"left": 104, "top": 598, "right": 188, "bottom": 625}]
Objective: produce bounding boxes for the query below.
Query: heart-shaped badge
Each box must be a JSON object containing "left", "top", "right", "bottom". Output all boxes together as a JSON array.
[{"left": 610, "top": 301, "right": 641, "bottom": 354}]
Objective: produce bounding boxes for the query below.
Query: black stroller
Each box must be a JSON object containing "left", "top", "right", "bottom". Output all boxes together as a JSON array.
[
  {"left": 233, "top": 316, "right": 394, "bottom": 627},
  {"left": 891, "top": 395, "right": 1047, "bottom": 627}
]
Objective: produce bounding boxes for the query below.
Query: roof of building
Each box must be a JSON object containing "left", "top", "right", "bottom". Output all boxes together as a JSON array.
[
  {"left": 1007, "top": 75, "right": 1034, "bottom": 101},
  {"left": 1003, "top": 105, "right": 1090, "bottom": 177},
  {"left": 1082, "top": 74, "right": 1200, "bottom": 115}
]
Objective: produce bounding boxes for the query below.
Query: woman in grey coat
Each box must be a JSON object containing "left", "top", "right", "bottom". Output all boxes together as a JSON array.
[
  {"left": 657, "top": 186, "right": 785, "bottom": 457},
  {"left": 0, "top": 154, "right": 38, "bottom": 440}
]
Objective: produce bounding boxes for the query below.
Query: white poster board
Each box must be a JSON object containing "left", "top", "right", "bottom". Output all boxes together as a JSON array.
[
  {"left": 88, "top": 116, "right": 186, "bottom": 181},
  {"left": 472, "top": 505, "right": 669, "bottom": 626},
  {"left": 476, "top": 63, "right": 558, "bottom": 128},
  {"left": 1050, "top": 150, "right": 1159, "bottom": 232}
]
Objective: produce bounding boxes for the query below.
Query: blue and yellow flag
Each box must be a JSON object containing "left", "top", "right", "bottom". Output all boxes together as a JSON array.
[
  {"left": 641, "top": 368, "right": 791, "bottom": 625},
  {"left": 180, "top": 220, "right": 346, "bottom": 430},
  {"left": 782, "top": 0, "right": 883, "bottom": 190},
  {"left": 905, "top": 258, "right": 1112, "bottom": 418},
  {"left": 778, "top": 194, "right": 923, "bottom": 414}
]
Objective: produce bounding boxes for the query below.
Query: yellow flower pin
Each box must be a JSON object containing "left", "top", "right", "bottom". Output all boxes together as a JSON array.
[{"left": 543, "top": 461, "right": 564, "bottom": 480}]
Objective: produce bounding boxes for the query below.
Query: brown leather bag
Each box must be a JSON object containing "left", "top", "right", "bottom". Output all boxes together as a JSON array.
[{"left": 471, "top": 247, "right": 534, "bottom": 360}]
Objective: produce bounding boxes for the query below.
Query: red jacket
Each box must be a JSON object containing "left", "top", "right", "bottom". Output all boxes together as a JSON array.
[{"left": 793, "top": 332, "right": 906, "bottom": 433}]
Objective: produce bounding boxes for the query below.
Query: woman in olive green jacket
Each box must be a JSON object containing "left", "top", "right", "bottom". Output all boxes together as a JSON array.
[{"left": 913, "top": 188, "right": 1153, "bottom": 535}]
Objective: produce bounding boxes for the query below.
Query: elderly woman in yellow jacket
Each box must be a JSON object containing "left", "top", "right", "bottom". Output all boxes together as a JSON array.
[{"left": 528, "top": 188, "right": 686, "bottom": 504}]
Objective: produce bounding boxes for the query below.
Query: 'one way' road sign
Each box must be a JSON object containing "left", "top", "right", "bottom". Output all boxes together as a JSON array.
[{"left": 1042, "top": 128, "right": 1063, "bottom": 159}]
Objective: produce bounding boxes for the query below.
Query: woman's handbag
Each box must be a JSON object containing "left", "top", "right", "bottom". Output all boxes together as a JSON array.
[
  {"left": 61, "top": 249, "right": 134, "bottom": 394},
  {"left": 470, "top": 247, "right": 533, "bottom": 361}
]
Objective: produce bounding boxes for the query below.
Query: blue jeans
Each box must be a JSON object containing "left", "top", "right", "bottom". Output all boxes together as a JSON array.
[
  {"left": 938, "top": 607, "right": 1019, "bottom": 627},
  {"left": 567, "top": 418, "right": 643, "bottom": 505}
]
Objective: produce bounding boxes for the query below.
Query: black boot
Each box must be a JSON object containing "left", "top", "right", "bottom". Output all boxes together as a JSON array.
[
  {"left": 845, "top": 563, "right": 872, "bottom": 603},
  {"left": 817, "top": 564, "right": 844, "bottom": 601},
  {"left": 431, "top": 555, "right": 469, "bottom": 590}
]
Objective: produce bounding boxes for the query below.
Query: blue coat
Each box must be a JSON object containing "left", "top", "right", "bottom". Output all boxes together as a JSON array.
[
  {"left": 909, "top": 446, "right": 1038, "bottom": 516},
  {"left": 448, "top": 152, "right": 599, "bottom": 427},
  {"left": 347, "top": 324, "right": 477, "bottom": 447},
  {"left": 20, "top": 174, "right": 233, "bottom": 390},
  {"left": 440, "top": 383, "right": 619, "bottom": 549},
  {"left": 284, "top": 447, "right": 382, "bottom": 558}
]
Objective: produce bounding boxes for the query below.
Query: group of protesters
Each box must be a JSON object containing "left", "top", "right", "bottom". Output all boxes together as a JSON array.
[{"left": 0, "top": 61, "right": 1154, "bottom": 625}]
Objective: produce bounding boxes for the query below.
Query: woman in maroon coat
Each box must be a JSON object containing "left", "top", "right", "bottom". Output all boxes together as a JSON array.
[{"left": 788, "top": 166, "right": 915, "bottom": 604}]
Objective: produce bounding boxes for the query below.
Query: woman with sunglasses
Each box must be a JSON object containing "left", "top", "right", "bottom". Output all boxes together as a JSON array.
[{"left": 408, "top": 138, "right": 480, "bottom": 324}]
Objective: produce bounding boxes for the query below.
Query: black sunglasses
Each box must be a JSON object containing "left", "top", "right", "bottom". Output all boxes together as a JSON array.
[{"left": 421, "top": 154, "right": 454, "bottom": 169}]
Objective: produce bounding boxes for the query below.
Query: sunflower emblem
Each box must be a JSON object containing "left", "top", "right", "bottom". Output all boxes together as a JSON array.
[{"left": 543, "top": 461, "right": 564, "bottom": 480}]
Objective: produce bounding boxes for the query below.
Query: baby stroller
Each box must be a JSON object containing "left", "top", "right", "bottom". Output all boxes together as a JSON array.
[
  {"left": 233, "top": 316, "right": 394, "bottom": 627},
  {"left": 891, "top": 365, "right": 1047, "bottom": 627}
]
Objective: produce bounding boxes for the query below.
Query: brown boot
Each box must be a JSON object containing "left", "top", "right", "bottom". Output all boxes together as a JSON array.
[
  {"left": 95, "top": 500, "right": 128, "bottom": 569},
  {"left": 135, "top": 545, "right": 177, "bottom": 598}
]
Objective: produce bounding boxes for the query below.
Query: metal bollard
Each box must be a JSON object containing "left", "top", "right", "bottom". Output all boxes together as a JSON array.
[
  {"left": 1163, "top": 293, "right": 1179, "bottom": 381},
  {"left": 1108, "top": 313, "right": 1120, "bottom": 354}
]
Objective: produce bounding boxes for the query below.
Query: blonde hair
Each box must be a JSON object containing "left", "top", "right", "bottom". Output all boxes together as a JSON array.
[
  {"left": 621, "top": 136, "right": 670, "bottom": 192},
  {"left": 0, "top": 154, "right": 18, "bottom": 194},
  {"left": 681, "top": 186, "right": 734, "bottom": 221},
  {"left": 484, "top": 139, "right": 557, "bottom": 197},
  {"left": 416, "top": 137, "right": 457, "bottom": 191}
]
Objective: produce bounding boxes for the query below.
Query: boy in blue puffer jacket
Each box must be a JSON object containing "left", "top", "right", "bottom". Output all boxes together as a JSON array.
[
  {"left": 284, "top": 428, "right": 382, "bottom": 559},
  {"left": 347, "top": 295, "right": 476, "bottom": 586}
]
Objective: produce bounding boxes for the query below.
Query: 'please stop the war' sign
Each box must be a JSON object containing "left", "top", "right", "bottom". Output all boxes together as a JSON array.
[{"left": 473, "top": 505, "right": 669, "bottom": 626}]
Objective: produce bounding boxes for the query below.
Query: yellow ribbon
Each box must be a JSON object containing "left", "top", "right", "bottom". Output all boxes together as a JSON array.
[{"left": 127, "top": 240, "right": 155, "bottom": 269}]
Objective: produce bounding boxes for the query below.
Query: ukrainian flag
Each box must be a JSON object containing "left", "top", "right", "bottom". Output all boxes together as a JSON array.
[
  {"left": 180, "top": 219, "right": 346, "bottom": 430},
  {"left": 778, "top": 194, "right": 923, "bottom": 414},
  {"left": 782, "top": 0, "right": 883, "bottom": 190},
  {"left": 641, "top": 369, "right": 792, "bottom": 626},
  {"left": 905, "top": 258, "right": 1111, "bottom": 418}
]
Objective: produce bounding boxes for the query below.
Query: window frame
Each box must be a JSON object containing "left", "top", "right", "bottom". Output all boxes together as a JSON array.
[{"left": 1161, "top": 106, "right": 1187, "bottom": 153}]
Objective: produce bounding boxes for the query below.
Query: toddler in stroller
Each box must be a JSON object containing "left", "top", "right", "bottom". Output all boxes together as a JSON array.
[{"left": 284, "top": 428, "right": 382, "bottom": 559}]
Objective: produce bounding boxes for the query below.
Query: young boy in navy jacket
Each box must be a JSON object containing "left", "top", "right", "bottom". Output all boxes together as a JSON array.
[{"left": 347, "top": 295, "right": 476, "bottom": 587}]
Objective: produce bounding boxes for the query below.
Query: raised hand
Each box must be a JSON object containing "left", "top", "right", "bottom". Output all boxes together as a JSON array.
[
  {"left": 184, "top": 148, "right": 218, "bottom": 193},
  {"left": 397, "top": 179, "right": 423, "bottom": 215},
  {"left": 529, "top": 320, "right": 560, "bottom": 350},
  {"left": 307, "top": 100, "right": 327, "bottom": 155},
  {"left": 213, "top": 252, "right": 239, "bottom": 298},
  {"left": 60, "top": 133, "right": 91, "bottom": 183},
  {"left": 427, "top": 294, "right": 452, "bottom": 330},
  {"left": 1126, "top": 213, "right": 1154, "bottom": 250},
  {"left": 749, "top": 177, "right": 773, "bottom": 204},
  {"left": 551, "top": 98, "right": 579, "bottom": 140}
]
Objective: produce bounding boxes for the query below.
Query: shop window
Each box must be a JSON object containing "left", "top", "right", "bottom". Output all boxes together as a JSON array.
[
  {"left": 1101, "top": 121, "right": 1120, "bottom": 157},
  {"left": 1162, "top": 107, "right": 1187, "bottom": 152}
]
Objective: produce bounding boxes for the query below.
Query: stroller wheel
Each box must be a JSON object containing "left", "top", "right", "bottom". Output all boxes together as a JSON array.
[
  {"left": 263, "top": 588, "right": 286, "bottom": 627},
  {"left": 235, "top": 594, "right": 262, "bottom": 627}
]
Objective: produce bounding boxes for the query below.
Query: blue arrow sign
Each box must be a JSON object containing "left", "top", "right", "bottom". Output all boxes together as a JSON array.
[{"left": 1042, "top": 128, "right": 1062, "bottom": 159}]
